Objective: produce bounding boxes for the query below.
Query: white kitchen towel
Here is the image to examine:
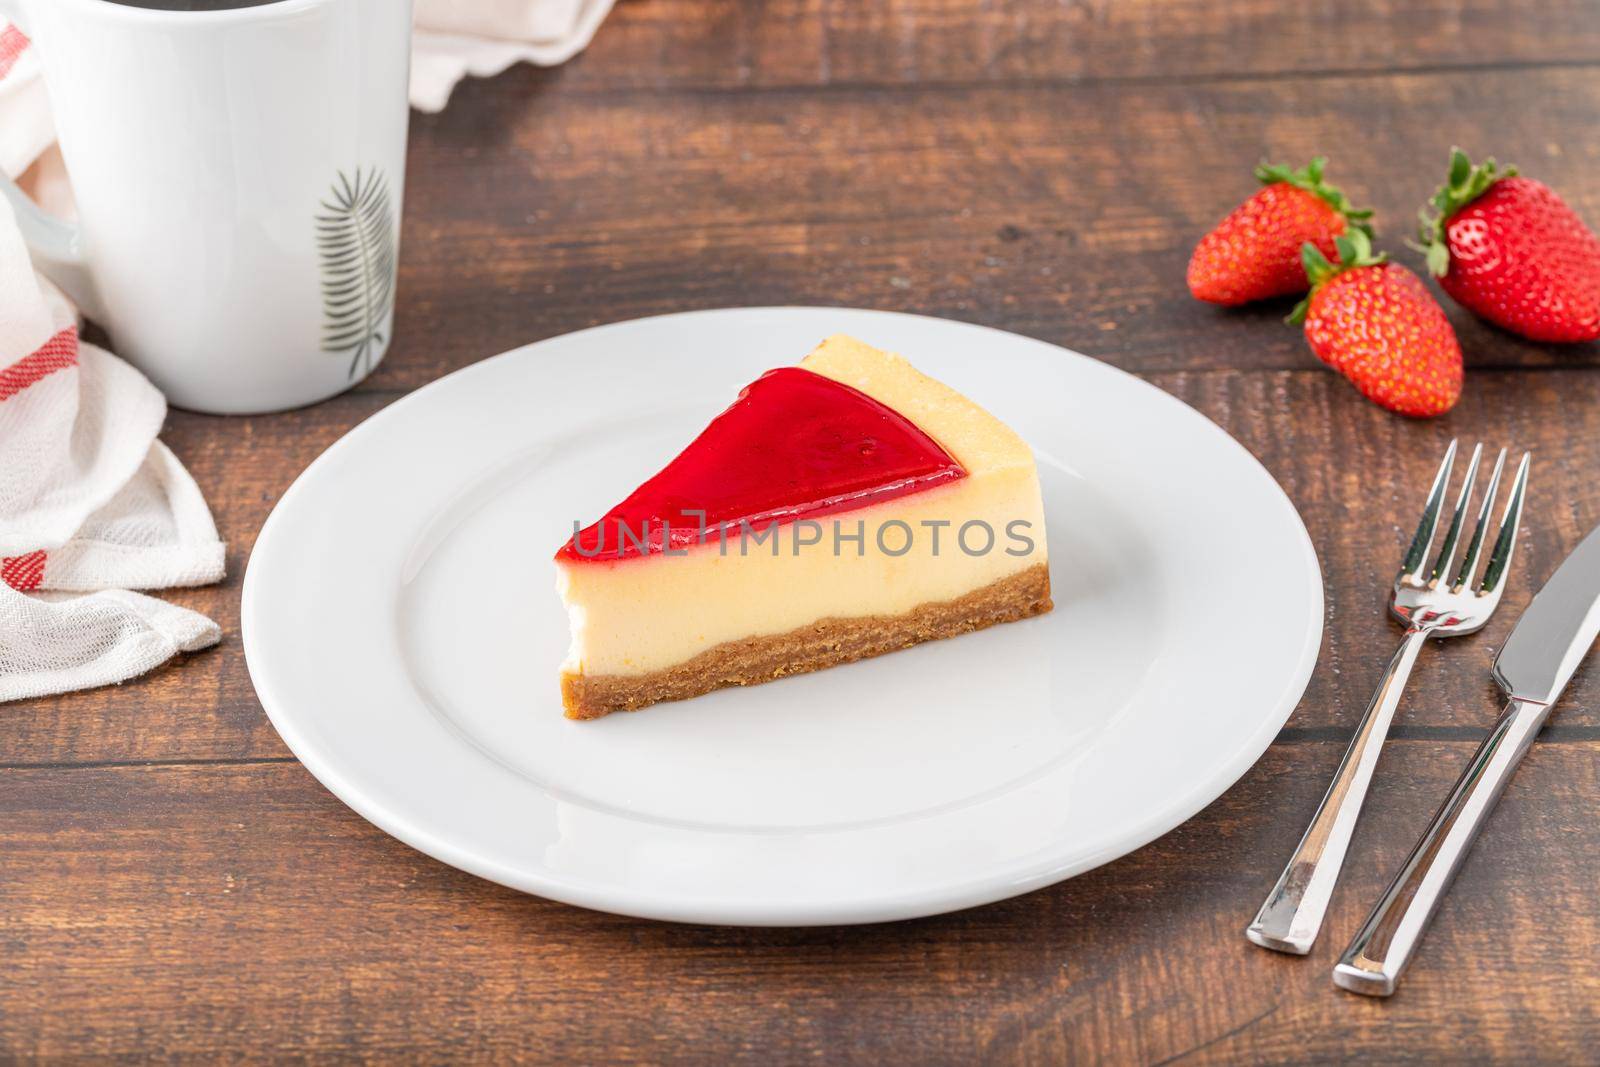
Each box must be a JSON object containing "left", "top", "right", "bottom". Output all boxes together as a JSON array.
[
  {"left": 0, "top": 191, "right": 225, "bottom": 704},
  {"left": 0, "top": 22, "right": 49, "bottom": 180},
  {"left": 0, "top": 589, "right": 222, "bottom": 704},
  {"left": 412, "top": 0, "right": 617, "bottom": 113}
]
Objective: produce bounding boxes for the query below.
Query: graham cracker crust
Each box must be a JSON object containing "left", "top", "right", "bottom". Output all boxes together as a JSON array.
[{"left": 562, "top": 562, "right": 1052, "bottom": 719}]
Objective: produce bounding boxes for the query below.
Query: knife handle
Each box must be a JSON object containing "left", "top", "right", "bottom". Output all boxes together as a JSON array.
[{"left": 1333, "top": 696, "right": 1551, "bottom": 996}]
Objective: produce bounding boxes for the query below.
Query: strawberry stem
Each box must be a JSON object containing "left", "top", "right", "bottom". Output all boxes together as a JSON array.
[
  {"left": 1417, "top": 147, "right": 1518, "bottom": 277},
  {"left": 1288, "top": 230, "right": 1387, "bottom": 324},
  {"left": 1255, "top": 156, "right": 1375, "bottom": 238}
]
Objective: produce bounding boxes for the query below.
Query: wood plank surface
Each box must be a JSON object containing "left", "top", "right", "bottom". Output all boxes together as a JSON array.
[
  {"left": 390, "top": 65, "right": 1600, "bottom": 386},
  {"left": 2, "top": 742, "right": 1596, "bottom": 1061},
  {"left": 565, "top": 0, "right": 1600, "bottom": 90},
  {"left": 4, "top": 0, "right": 1599, "bottom": 1059}
]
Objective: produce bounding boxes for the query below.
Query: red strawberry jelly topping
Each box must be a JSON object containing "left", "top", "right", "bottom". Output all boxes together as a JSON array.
[{"left": 558, "top": 367, "right": 966, "bottom": 562}]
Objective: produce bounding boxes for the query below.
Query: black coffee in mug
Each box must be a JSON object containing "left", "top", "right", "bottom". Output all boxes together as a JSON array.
[{"left": 101, "top": 0, "right": 288, "bottom": 9}]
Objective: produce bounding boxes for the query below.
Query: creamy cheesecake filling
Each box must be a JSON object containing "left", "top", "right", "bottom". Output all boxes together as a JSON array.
[
  {"left": 558, "top": 473, "right": 1047, "bottom": 677},
  {"left": 562, "top": 563, "right": 1052, "bottom": 718}
]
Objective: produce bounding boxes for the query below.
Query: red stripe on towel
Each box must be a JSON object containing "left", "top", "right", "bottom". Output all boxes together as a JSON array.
[
  {"left": 0, "top": 326, "right": 79, "bottom": 401},
  {"left": 1, "top": 551, "right": 46, "bottom": 591},
  {"left": 0, "top": 25, "right": 29, "bottom": 81}
]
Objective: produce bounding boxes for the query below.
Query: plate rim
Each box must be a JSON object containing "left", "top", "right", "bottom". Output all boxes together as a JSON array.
[{"left": 243, "top": 305, "right": 1323, "bottom": 925}]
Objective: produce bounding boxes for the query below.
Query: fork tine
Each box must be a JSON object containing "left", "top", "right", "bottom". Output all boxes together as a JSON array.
[
  {"left": 1429, "top": 442, "right": 1483, "bottom": 584},
  {"left": 1478, "top": 452, "right": 1531, "bottom": 595},
  {"left": 1452, "top": 448, "right": 1507, "bottom": 591},
  {"left": 1401, "top": 439, "right": 1458, "bottom": 579}
]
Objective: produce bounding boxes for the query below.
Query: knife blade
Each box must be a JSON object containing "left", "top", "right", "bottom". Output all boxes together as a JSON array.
[
  {"left": 1337, "top": 517, "right": 1600, "bottom": 997},
  {"left": 1493, "top": 519, "right": 1600, "bottom": 704}
]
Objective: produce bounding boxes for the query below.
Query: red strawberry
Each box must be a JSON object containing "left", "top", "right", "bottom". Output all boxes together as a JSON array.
[
  {"left": 1188, "top": 157, "right": 1373, "bottom": 306},
  {"left": 1419, "top": 148, "right": 1600, "bottom": 342},
  {"left": 1294, "top": 231, "right": 1463, "bottom": 417}
]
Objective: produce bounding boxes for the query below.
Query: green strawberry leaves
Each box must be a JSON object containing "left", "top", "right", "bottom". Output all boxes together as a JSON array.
[
  {"left": 1288, "top": 229, "right": 1388, "bottom": 324},
  {"left": 1416, "top": 147, "right": 1517, "bottom": 277},
  {"left": 1256, "top": 156, "right": 1376, "bottom": 238}
]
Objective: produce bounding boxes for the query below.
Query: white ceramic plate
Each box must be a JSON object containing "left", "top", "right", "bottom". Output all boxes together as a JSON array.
[{"left": 243, "top": 307, "right": 1322, "bottom": 926}]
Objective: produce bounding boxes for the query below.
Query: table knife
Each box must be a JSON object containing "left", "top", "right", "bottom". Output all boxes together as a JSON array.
[{"left": 1334, "top": 519, "right": 1600, "bottom": 996}]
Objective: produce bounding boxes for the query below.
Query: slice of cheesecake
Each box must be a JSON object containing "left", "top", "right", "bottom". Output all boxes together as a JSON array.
[{"left": 555, "top": 334, "right": 1051, "bottom": 719}]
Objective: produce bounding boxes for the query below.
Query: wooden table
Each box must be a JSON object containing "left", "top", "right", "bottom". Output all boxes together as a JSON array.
[{"left": 6, "top": 1, "right": 1600, "bottom": 1060}]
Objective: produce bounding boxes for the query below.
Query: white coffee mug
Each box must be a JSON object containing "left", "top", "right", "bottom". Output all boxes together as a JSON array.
[{"left": 0, "top": 0, "right": 412, "bottom": 414}]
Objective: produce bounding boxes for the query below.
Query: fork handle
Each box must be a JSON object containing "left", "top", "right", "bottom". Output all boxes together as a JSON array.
[
  {"left": 1333, "top": 695, "right": 1550, "bottom": 996},
  {"left": 1246, "top": 625, "right": 1432, "bottom": 955}
]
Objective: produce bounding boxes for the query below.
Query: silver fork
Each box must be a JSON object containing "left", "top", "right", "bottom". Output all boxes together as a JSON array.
[{"left": 1246, "top": 439, "right": 1531, "bottom": 955}]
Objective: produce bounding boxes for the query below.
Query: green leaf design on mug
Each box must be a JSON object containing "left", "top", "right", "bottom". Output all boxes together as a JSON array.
[{"left": 317, "top": 168, "right": 397, "bottom": 379}]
